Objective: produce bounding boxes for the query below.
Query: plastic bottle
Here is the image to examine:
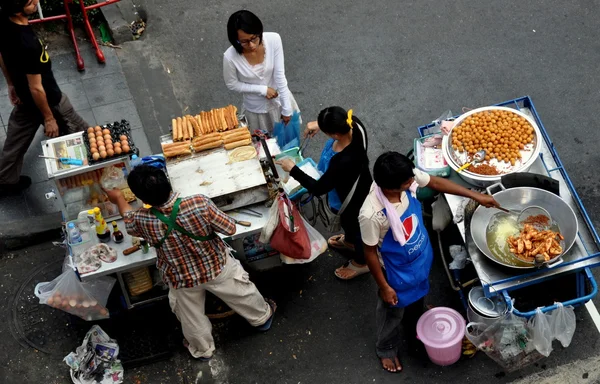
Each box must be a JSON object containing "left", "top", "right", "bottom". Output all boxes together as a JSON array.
[
  {"left": 68, "top": 222, "right": 83, "bottom": 244},
  {"left": 93, "top": 207, "right": 111, "bottom": 243},
  {"left": 77, "top": 210, "right": 91, "bottom": 232}
]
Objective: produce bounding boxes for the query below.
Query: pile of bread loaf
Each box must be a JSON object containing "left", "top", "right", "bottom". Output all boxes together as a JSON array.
[
  {"left": 162, "top": 104, "right": 253, "bottom": 158},
  {"left": 172, "top": 105, "right": 239, "bottom": 141}
]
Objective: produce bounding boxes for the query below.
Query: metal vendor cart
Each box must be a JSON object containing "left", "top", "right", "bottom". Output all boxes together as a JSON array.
[{"left": 417, "top": 96, "right": 600, "bottom": 317}]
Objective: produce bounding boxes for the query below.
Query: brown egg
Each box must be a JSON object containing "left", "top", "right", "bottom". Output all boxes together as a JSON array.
[
  {"left": 94, "top": 126, "right": 102, "bottom": 132},
  {"left": 122, "top": 144, "right": 130, "bottom": 153},
  {"left": 87, "top": 127, "right": 94, "bottom": 134},
  {"left": 114, "top": 147, "right": 122, "bottom": 155},
  {"left": 100, "top": 150, "right": 107, "bottom": 158},
  {"left": 89, "top": 137, "right": 96, "bottom": 143},
  {"left": 107, "top": 149, "right": 114, "bottom": 157},
  {"left": 103, "top": 134, "right": 112, "bottom": 140},
  {"left": 120, "top": 139, "right": 128, "bottom": 147},
  {"left": 96, "top": 138, "right": 104, "bottom": 145},
  {"left": 102, "top": 128, "right": 110, "bottom": 135},
  {"left": 119, "top": 135, "right": 127, "bottom": 141},
  {"left": 98, "top": 145, "right": 106, "bottom": 152},
  {"left": 92, "top": 152, "right": 100, "bottom": 160},
  {"left": 91, "top": 147, "right": 98, "bottom": 153},
  {"left": 106, "top": 142, "right": 113, "bottom": 149},
  {"left": 113, "top": 142, "right": 121, "bottom": 148},
  {"left": 90, "top": 144, "right": 97, "bottom": 151}
]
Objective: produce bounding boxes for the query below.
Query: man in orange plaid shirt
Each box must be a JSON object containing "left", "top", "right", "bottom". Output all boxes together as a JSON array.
[{"left": 105, "top": 165, "right": 275, "bottom": 360}]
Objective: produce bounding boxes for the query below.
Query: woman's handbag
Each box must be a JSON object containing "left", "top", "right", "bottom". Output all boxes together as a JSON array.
[{"left": 270, "top": 193, "right": 311, "bottom": 259}]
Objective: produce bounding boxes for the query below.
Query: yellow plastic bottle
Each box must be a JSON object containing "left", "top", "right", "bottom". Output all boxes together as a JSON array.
[{"left": 93, "top": 207, "right": 111, "bottom": 243}]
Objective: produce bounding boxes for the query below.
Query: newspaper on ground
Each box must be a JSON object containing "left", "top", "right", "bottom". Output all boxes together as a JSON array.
[{"left": 64, "top": 325, "right": 124, "bottom": 384}]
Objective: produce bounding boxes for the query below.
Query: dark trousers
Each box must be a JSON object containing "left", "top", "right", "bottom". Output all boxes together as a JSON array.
[
  {"left": 341, "top": 220, "right": 366, "bottom": 264},
  {"left": 375, "top": 294, "right": 425, "bottom": 359},
  {"left": 0, "top": 94, "right": 87, "bottom": 184}
]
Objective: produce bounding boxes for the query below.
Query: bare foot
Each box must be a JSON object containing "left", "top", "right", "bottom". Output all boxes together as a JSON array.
[{"left": 380, "top": 356, "right": 402, "bottom": 373}]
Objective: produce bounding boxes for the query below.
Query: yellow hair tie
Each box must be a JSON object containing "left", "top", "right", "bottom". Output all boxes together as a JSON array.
[{"left": 346, "top": 109, "right": 353, "bottom": 129}]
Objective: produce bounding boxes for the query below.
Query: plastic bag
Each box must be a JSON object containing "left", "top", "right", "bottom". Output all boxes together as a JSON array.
[
  {"left": 448, "top": 245, "right": 468, "bottom": 270},
  {"left": 550, "top": 302, "right": 576, "bottom": 348},
  {"left": 274, "top": 111, "right": 301, "bottom": 151},
  {"left": 100, "top": 165, "right": 125, "bottom": 190},
  {"left": 259, "top": 201, "right": 280, "bottom": 244},
  {"left": 465, "top": 311, "right": 544, "bottom": 372},
  {"left": 34, "top": 269, "right": 116, "bottom": 321},
  {"left": 280, "top": 216, "right": 327, "bottom": 264},
  {"left": 529, "top": 308, "right": 553, "bottom": 357}
]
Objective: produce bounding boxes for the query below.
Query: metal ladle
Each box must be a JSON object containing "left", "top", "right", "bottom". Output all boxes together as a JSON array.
[
  {"left": 496, "top": 205, "right": 552, "bottom": 227},
  {"left": 457, "top": 149, "right": 486, "bottom": 173}
]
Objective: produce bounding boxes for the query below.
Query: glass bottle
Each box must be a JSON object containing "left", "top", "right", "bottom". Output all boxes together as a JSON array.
[{"left": 111, "top": 221, "right": 124, "bottom": 243}]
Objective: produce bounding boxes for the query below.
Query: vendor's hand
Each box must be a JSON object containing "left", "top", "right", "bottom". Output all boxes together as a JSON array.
[
  {"left": 281, "top": 114, "right": 291, "bottom": 125},
  {"left": 103, "top": 187, "right": 125, "bottom": 205},
  {"left": 44, "top": 118, "right": 59, "bottom": 138},
  {"left": 8, "top": 85, "right": 21, "bottom": 106},
  {"left": 275, "top": 158, "right": 296, "bottom": 172},
  {"left": 476, "top": 194, "right": 500, "bottom": 208},
  {"left": 304, "top": 121, "right": 319, "bottom": 138},
  {"left": 380, "top": 286, "right": 398, "bottom": 306},
  {"left": 266, "top": 87, "right": 278, "bottom": 99}
]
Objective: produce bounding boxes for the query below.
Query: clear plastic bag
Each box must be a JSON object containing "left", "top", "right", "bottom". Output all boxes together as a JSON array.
[
  {"left": 259, "top": 201, "right": 280, "bottom": 244},
  {"left": 100, "top": 165, "right": 125, "bottom": 190},
  {"left": 34, "top": 268, "right": 116, "bottom": 321},
  {"left": 550, "top": 302, "right": 576, "bottom": 348},
  {"left": 280, "top": 216, "right": 327, "bottom": 264},
  {"left": 529, "top": 308, "right": 553, "bottom": 357}
]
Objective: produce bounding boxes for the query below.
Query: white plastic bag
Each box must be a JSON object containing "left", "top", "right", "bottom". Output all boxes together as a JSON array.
[
  {"left": 550, "top": 302, "right": 576, "bottom": 348},
  {"left": 280, "top": 216, "right": 327, "bottom": 264},
  {"left": 259, "top": 201, "right": 280, "bottom": 244},
  {"left": 100, "top": 165, "right": 125, "bottom": 190},
  {"left": 529, "top": 308, "right": 553, "bottom": 357},
  {"left": 35, "top": 269, "right": 115, "bottom": 321}
]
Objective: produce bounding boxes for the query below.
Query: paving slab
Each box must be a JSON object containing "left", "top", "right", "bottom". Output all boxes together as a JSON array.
[
  {"left": 83, "top": 72, "right": 132, "bottom": 108},
  {"left": 92, "top": 99, "right": 143, "bottom": 129}
]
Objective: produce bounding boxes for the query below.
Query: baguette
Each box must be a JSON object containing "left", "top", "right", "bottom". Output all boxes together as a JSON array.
[
  {"left": 176, "top": 117, "right": 183, "bottom": 141},
  {"left": 193, "top": 140, "right": 223, "bottom": 152},
  {"left": 224, "top": 138, "right": 252, "bottom": 150},
  {"left": 198, "top": 112, "right": 206, "bottom": 134},
  {"left": 195, "top": 115, "right": 203, "bottom": 134},
  {"left": 222, "top": 127, "right": 250, "bottom": 137},
  {"left": 231, "top": 105, "right": 239, "bottom": 127},
  {"left": 162, "top": 141, "right": 191, "bottom": 152},
  {"left": 212, "top": 110, "right": 219, "bottom": 132},
  {"left": 223, "top": 107, "right": 232, "bottom": 130},
  {"left": 192, "top": 132, "right": 222, "bottom": 143},
  {"left": 219, "top": 108, "right": 227, "bottom": 131},
  {"left": 186, "top": 117, "right": 194, "bottom": 139},
  {"left": 223, "top": 132, "right": 251, "bottom": 144},
  {"left": 164, "top": 147, "right": 192, "bottom": 158},
  {"left": 182, "top": 117, "right": 189, "bottom": 140},
  {"left": 189, "top": 115, "right": 201, "bottom": 136},
  {"left": 203, "top": 111, "right": 211, "bottom": 133},
  {"left": 171, "top": 118, "right": 177, "bottom": 136}
]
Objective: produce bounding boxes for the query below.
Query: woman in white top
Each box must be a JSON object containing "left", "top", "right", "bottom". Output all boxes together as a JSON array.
[{"left": 223, "top": 10, "right": 298, "bottom": 132}]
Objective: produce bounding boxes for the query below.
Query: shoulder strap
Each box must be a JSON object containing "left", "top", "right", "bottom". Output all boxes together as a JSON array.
[
  {"left": 336, "top": 123, "right": 366, "bottom": 217},
  {"left": 151, "top": 198, "right": 217, "bottom": 249}
]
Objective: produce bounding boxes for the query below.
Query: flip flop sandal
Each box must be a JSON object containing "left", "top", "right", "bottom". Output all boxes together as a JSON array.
[
  {"left": 256, "top": 298, "right": 277, "bottom": 332},
  {"left": 328, "top": 234, "right": 355, "bottom": 251},
  {"left": 182, "top": 339, "right": 212, "bottom": 361},
  {"left": 334, "top": 260, "right": 370, "bottom": 280}
]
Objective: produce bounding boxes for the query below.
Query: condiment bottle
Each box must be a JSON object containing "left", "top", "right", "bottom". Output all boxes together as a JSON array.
[
  {"left": 111, "top": 221, "right": 124, "bottom": 243},
  {"left": 94, "top": 207, "right": 111, "bottom": 243}
]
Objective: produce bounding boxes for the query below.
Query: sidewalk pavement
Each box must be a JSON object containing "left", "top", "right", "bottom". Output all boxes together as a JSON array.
[{"left": 0, "top": 46, "right": 153, "bottom": 248}]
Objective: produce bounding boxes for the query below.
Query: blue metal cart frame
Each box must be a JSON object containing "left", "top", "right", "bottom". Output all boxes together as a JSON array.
[{"left": 417, "top": 96, "right": 600, "bottom": 317}]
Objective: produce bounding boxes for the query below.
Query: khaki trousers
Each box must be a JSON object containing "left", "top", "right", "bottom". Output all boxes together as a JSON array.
[
  {"left": 0, "top": 93, "right": 87, "bottom": 184},
  {"left": 168, "top": 255, "right": 271, "bottom": 359}
]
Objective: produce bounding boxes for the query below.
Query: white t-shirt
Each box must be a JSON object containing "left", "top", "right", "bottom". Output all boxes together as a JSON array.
[{"left": 359, "top": 168, "right": 431, "bottom": 248}]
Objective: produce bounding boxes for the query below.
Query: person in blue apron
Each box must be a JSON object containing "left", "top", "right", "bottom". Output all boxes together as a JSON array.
[{"left": 359, "top": 152, "right": 498, "bottom": 373}]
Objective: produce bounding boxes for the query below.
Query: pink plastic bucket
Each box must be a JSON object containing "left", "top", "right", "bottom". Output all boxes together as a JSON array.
[{"left": 416, "top": 307, "right": 466, "bottom": 366}]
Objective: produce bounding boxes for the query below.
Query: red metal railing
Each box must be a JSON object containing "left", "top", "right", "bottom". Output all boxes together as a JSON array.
[{"left": 30, "top": 0, "right": 122, "bottom": 71}]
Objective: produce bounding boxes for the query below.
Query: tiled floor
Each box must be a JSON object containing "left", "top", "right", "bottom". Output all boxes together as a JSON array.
[{"left": 0, "top": 46, "right": 150, "bottom": 222}]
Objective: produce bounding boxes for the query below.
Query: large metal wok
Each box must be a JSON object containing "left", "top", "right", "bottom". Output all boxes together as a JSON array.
[{"left": 470, "top": 184, "right": 578, "bottom": 269}]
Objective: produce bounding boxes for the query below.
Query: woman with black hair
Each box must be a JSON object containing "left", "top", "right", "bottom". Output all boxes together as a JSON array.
[
  {"left": 223, "top": 10, "right": 298, "bottom": 132},
  {"left": 276, "top": 107, "right": 372, "bottom": 280}
]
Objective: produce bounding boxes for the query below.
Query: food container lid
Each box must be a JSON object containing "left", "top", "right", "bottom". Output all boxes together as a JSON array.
[
  {"left": 468, "top": 286, "right": 507, "bottom": 318},
  {"left": 416, "top": 307, "right": 465, "bottom": 348}
]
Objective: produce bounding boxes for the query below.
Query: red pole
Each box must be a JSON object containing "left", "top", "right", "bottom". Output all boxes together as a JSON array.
[
  {"left": 79, "top": 0, "right": 105, "bottom": 63},
  {"left": 63, "top": 0, "right": 85, "bottom": 71}
]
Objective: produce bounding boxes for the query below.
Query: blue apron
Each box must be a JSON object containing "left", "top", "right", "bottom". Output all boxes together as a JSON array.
[{"left": 380, "top": 191, "right": 434, "bottom": 308}]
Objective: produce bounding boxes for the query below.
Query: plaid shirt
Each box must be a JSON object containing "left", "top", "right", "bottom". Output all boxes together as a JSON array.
[{"left": 125, "top": 192, "right": 236, "bottom": 288}]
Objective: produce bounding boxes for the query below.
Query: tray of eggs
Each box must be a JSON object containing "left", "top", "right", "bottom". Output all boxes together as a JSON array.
[{"left": 83, "top": 120, "right": 138, "bottom": 163}]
